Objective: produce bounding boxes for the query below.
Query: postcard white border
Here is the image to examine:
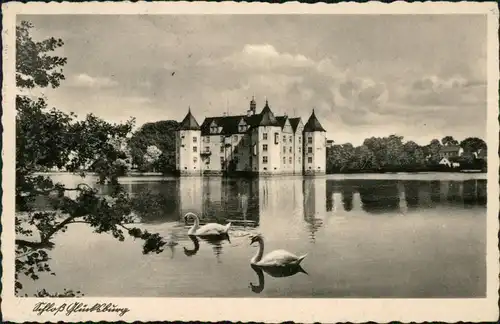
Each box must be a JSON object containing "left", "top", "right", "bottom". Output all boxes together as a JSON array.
[{"left": 2, "top": 1, "right": 499, "bottom": 322}]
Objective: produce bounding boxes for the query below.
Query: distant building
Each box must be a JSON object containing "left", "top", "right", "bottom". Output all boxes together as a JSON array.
[
  {"left": 326, "top": 140, "right": 334, "bottom": 148},
  {"left": 175, "top": 98, "right": 328, "bottom": 176},
  {"left": 474, "top": 148, "right": 487, "bottom": 159},
  {"left": 439, "top": 157, "right": 460, "bottom": 168},
  {"left": 439, "top": 145, "right": 462, "bottom": 158}
]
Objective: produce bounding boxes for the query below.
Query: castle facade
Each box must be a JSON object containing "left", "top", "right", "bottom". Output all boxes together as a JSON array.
[{"left": 175, "top": 98, "right": 327, "bottom": 176}]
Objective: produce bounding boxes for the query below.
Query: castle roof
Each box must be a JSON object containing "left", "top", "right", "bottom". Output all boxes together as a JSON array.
[
  {"left": 258, "top": 101, "right": 280, "bottom": 127},
  {"left": 200, "top": 101, "right": 290, "bottom": 135},
  {"left": 288, "top": 117, "right": 302, "bottom": 133},
  {"left": 304, "top": 110, "right": 326, "bottom": 132},
  {"left": 178, "top": 108, "right": 201, "bottom": 131},
  {"left": 440, "top": 145, "right": 460, "bottom": 153},
  {"left": 275, "top": 116, "right": 287, "bottom": 128}
]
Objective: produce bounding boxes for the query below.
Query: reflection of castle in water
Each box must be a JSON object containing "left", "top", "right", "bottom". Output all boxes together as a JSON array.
[
  {"left": 178, "top": 177, "right": 261, "bottom": 226},
  {"left": 120, "top": 177, "right": 486, "bottom": 228},
  {"left": 303, "top": 179, "right": 326, "bottom": 243}
]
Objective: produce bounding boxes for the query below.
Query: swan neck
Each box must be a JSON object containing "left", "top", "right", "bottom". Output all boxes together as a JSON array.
[
  {"left": 187, "top": 213, "right": 199, "bottom": 229},
  {"left": 192, "top": 215, "right": 200, "bottom": 228},
  {"left": 252, "top": 238, "right": 264, "bottom": 263}
]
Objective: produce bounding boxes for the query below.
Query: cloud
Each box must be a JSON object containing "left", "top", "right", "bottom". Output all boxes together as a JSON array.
[
  {"left": 124, "top": 96, "right": 153, "bottom": 105},
  {"left": 193, "top": 42, "right": 485, "bottom": 130},
  {"left": 198, "top": 43, "right": 331, "bottom": 73},
  {"left": 399, "top": 74, "right": 486, "bottom": 107},
  {"left": 71, "top": 73, "right": 118, "bottom": 88}
]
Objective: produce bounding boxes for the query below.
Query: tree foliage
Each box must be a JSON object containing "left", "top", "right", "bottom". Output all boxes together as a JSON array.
[
  {"left": 127, "top": 120, "right": 178, "bottom": 173},
  {"left": 441, "top": 136, "right": 459, "bottom": 147},
  {"left": 460, "top": 137, "right": 487, "bottom": 154},
  {"left": 326, "top": 135, "right": 486, "bottom": 174},
  {"left": 15, "top": 21, "right": 168, "bottom": 296}
]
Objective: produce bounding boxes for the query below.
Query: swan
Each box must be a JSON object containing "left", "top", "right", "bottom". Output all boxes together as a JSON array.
[
  {"left": 184, "top": 212, "right": 231, "bottom": 237},
  {"left": 250, "top": 234, "right": 307, "bottom": 267}
]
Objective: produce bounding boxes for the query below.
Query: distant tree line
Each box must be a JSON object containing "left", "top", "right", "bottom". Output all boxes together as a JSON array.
[{"left": 326, "top": 135, "right": 487, "bottom": 173}]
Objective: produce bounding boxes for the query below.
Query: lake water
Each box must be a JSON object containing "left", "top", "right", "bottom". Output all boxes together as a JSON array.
[{"left": 20, "top": 173, "right": 487, "bottom": 298}]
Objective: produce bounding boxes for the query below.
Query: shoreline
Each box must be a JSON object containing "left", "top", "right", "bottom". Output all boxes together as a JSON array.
[{"left": 35, "top": 171, "right": 487, "bottom": 181}]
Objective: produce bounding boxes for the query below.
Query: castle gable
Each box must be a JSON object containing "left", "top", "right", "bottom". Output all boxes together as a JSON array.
[
  {"left": 280, "top": 117, "right": 293, "bottom": 133},
  {"left": 289, "top": 117, "right": 303, "bottom": 133}
]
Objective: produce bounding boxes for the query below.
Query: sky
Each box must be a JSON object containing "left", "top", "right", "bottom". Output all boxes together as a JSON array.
[{"left": 20, "top": 14, "right": 487, "bottom": 146}]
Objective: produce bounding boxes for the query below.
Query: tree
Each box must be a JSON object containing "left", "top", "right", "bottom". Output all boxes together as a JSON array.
[
  {"left": 15, "top": 21, "right": 167, "bottom": 296},
  {"left": 142, "top": 145, "right": 162, "bottom": 171},
  {"left": 460, "top": 137, "right": 487, "bottom": 155},
  {"left": 400, "top": 140, "right": 426, "bottom": 169},
  {"left": 425, "top": 139, "right": 442, "bottom": 164},
  {"left": 441, "top": 136, "right": 459, "bottom": 146},
  {"left": 326, "top": 143, "right": 355, "bottom": 172},
  {"left": 128, "top": 120, "right": 178, "bottom": 173},
  {"left": 351, "top": 145, "right": 375, "bottom": 170}
]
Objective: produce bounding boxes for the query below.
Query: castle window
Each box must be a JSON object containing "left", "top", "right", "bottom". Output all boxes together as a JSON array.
[
  {"left": 308, "top": 157, "right": 313, "bottom": 163},
  {"left": 220, "top": 146, "right": 224, "bottom": 153},
  {"left": 289, "top": 147, "right": 292, "bottom": 153},
  {"left": 289, "top": 136, "right": 293, "bottom": 142},
  {"left": 283, "top": 146, "right": 286, "bottom": 154},
  {"left": 263, "top": 156, "right": 268, "bottom": 164},
  {"left": 193, "top": 146, "right": 197, "bottom": 153},
  {"left": 307, "top": 137, "right": 312, "bottom": 144},
  {"left": 308, "top": 147, "right": 312, "bottom": 154},
  {"left": 220, "top": 136, "right": 224, "bottom": 142},
  {"left": 206, "top": 137, "right": 210, "bottom": 143},
  {"left": 211, "top": 127, "right": 216, "bottom": 134},
  {"left": 283, "top": 157, "right": 286, "bottom": 164},
  {"left": 299, "top": 147, "right": 301, "bottom": 153},
  {"left": 298, "top": 136, "right": 301, "bottom": 144},
  {"left": 299, "top": 157, "right": 301, "bottom": 163},
  {"left": 283, "top": 135, "right": 286, "bottom": 142},
  {"left": 274, "top": 133, "right": 279, "bottom": 145},
  {"left": 193, "top": 137, "right": 197, "bottom": 143},
  {"left": 289, "top": 157, "right": 292, "bottom": 164},
  {"left": 234, "top": 147, "right": 239, "bottom": 154},
  {"left": 263, "top": 133, "right": 268, "bottom": 140},
  {"left": 233, "top": 135, "right": 238, "bottom": 142},
  {"left": 263, "top": 144, "right": 268, "bottom": 152},
  {"left": 220, "top": 157, "right": 224, "bottom": 164},
  {"left": 206, "top": 157, "right": 210, "bottom": 164},
  {"left": 205, "top": 147, "right": 210, "bottom": 153},
  {"left": 193, "top": 157, "right": 198, "bottom": 163}
]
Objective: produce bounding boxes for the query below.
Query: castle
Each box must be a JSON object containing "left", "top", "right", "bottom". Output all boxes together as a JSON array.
[{"left": 175, "top": 98, "right": 328, "bottom": 176}]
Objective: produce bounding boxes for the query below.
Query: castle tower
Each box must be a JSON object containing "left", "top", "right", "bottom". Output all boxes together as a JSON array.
[
  {"left": 247, "top": 96, "right": 257, "bottom": 116},
  {"left": 255, "top": 100, "right": 282, "bottom": 174},
  {"left": 176, "top": 108, "right": 202, "bottom": 175},
  {"left": 303, "top": 109, "right": 327, "bottom": 175}
]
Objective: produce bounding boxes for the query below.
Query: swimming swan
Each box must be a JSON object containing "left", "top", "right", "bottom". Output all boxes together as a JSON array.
[
  {"left": 249, "top": 234, "right": 307, "bottom": 267},
  {"left": 184, "top": 212, "right": 231, "bottom": 236}
]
